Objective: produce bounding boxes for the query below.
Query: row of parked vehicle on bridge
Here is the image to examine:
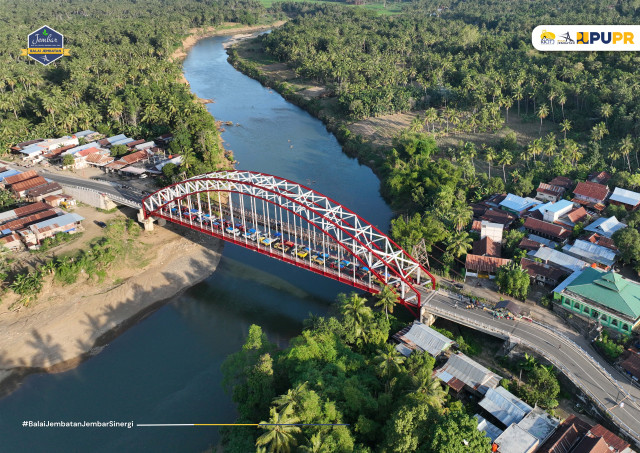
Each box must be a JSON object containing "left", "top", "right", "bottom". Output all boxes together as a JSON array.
[{"left": 167, "top": 207, "right": 373, "bottom": 282}]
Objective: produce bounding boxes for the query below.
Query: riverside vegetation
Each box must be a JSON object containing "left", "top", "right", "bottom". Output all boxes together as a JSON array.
[{"left": 230, "top": 0, "right": 640, "bottom": 283}]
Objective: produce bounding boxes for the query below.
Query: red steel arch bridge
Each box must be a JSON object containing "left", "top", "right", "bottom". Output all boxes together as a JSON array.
[{"left": 142, "top": 170, "right": 435, "bottom": 314}]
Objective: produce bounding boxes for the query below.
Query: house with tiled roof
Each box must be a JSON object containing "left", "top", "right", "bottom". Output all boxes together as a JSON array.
[
  {"left": 473, "top": 237, "right": 501, "bottom": 257},
  {"left": 584, "top": 232, "right": 617, "bottom": 251},
  {"left": 573, "top": 181, "right": 610, "bottom": 206},
  {"left": 465, "top": 254, "right": 511, "bottom": 279},
  {"left": 521, "top": 257, "right": 569, "bottom": 287},
  {"left": 548, "top": 176, "right": 573, "bottom": 190},
  {"left": 620, "top": 348, "right": 640, "bottom": 381},
  {"left": 480, "top": 209, "right": 516, "bottom": 228},
  {"left": 25, "top": 182, "right": 63, "bottom": 202},
  {"left": 524, "top": 217, "right": 571, "bottom": 243},
  {"left": 584, "top": 216, "right": 626, "bottom": 238},
  {"left": 537, "top": 415, "right": 592, "bottom": 453},
  {"left": 554, "top": 267, "right": 640, "bottom": 335},
  {"left": 609, "top": 187, "right": 640, "bottom": 211},
  {"left": 536, "top": 182, "right": 566, "bottom": 203},
  {"left": 10, "top": 176, "right": 48, "bottom": 197},
  {"left": 588, "top": 170, "right": 612, "bottom": 185}
]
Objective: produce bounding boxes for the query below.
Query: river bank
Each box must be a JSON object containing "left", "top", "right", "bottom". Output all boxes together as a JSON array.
[
  {"left": 0, "top": 219, "right": 224, "bottom": 397},
  {"left": 171, "top": 21, "right": 286, "bottom": 95}
]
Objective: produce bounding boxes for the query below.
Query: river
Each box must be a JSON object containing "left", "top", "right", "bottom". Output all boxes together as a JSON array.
[{"left": 0, "top": 35, "right": 392, "bottom": 452}]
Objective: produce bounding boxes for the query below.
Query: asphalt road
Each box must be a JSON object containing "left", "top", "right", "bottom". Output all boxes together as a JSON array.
[{"left": 420, "top": 289, "right": 640, "bottom": 445}]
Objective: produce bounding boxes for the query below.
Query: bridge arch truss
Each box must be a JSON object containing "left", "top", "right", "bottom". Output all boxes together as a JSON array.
[{"left": 142, "top": 171, "right": 435, "bottom": 312}]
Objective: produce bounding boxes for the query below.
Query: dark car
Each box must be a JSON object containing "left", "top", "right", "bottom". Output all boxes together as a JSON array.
[{"left": 94, "top": 220, "right": 107, "bottom": 228}]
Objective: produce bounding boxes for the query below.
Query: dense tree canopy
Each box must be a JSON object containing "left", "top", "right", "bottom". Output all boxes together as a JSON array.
[{"left": 221, "top": 295, "right": 492, "bottom": 452}]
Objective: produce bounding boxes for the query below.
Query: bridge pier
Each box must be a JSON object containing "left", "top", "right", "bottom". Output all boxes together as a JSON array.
[
  {"left": 420, "top": 305, "right": 438, "bottom": 326},
  {"left": 137, "top": 209, "right": 155, "bottom": 231}
]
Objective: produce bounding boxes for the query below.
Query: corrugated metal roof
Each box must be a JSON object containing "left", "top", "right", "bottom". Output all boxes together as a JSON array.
[
  {"left": 527, "top": 234, "right": 557, "bottom": 248},
  {"left": 436, "top": 353, "right": 501, "bottom": 392},
  {"left": 495, "top": 423, "right": 539, "bottom": 453},
  {"left": 479, "top": 386, "right": 532, "bottom": 427},
  {"left": 529, "top": 247, "right": 588, "bottom": 273},
  {"left": 72, "top": 130, "right": 96, "bottom": 137},
  {"left": 0, "top": 169, "right": 20, "bottom": 182},
  {"left": 31, "top": 213, "right": 84, "bottom": 231},
  {"left": 110, "top": 137, "right": 134, "bottom": 146},
  {"left": 544, "top": 199, "right": 574, "bottom": 213},
  {"left": 62, "top": 142, "right": 98, "bottom": 155},
  {"left": 135, "top": 141, "right": 156, "bottom": 150},
  {"left": 500, "top": 194, "right": 540, "bottom": 212},
  {"left": 584, "top": 216, "right": 626, "bottom": 238},
  {"left": 106, "top": 134, "right": 127, "bottom": 144},
  {"left": 517, "top": 407, "right": 560, "bottom": 443},
  {"left": 475, "top": 414, "right": 504, "bottom": 442},
  {"left": 562, "top": 240, "right": 617, "bottom": 267},
  {"left": 610, "top": 187, "right": 640, "bottom": 206},
  {"left": 403, "top": 322, "right": 454, "bottom": 357}
]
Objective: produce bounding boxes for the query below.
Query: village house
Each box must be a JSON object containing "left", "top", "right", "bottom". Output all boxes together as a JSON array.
[
  {"left": 520, "top": 257, "right": 569, "bottom": 287},
  {"left": 480, "top": 208, "right": 516, "bottom": 228},
  {"left": 583, "top": 232, "right": 618, "bottom": 251},
  {"left": 534, "top": 199, "right": 575, "bottom": 223},
  {"left": 523, "top": 217, "right": 571, "bottom": 243},
  {"left": 548, "top": 176, "right": 573, "bottom": 190},
  {"left": 0, "top": 168, "right": 21, "bottom": 187},
  {"left": 562, "top": 239, "right": 617, "bottom": 270},
  {"left": 465, "top": 254, "right": 512, "bottom": 279},
  {"left": 609, "top": 187, "right": 640, "bottom": 211},
  {"left": 435, "top": 352, "right": 502, "bottom": 395},
  {"left": 493, "top": 408, "right": 560, "bottom": 453},
  {"left": 0, "top": 201, "right": 53, "bottom": 225},
  {"left": 572, "top": 181, "right": 610, "bottom": 210},
  {"left": 584, "top": 216, "right": 626, "bottom": 238},
  {"left": 556, "top": 206, "right": 589, "bottom": 228},
  {"left": 528, "top": 247, "right": 587, "bottom": 274},
  {"left": 392, "top": 321, "right": 454, "bottom": 357},
  {"left": 24, "top": 182, "right": 63, "bottom": 202},
  {"left": 538, "top": 414, "right": 632, "bottom": 453},
  {"left": 9, "top": 176, "right": 48, "bottom": 198},
  {"left": 588, "top": 170, "right": 612, "bottom": 185},
  {"left": 499, "top": 194, "right": 541, "bottom": 217},
  {"left": 554, "top": 268, "right": 640, "bottom": 335},
  {"left": 536, "top": 182, "right": 566, "bottom": 203},
  {"left": 15, "top": 136, "right": 79, "bottom": 161},
  {"left": 18, "top": 213, "right": 84, "bottom": 248}
]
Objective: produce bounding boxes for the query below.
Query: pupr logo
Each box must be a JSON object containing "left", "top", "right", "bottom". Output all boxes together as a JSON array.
[
  {"left": 576, "top": 31, "right": 634, "bottom": 44},
  {"left": 540, "top": 30, "right": 556, "bottom": 44}
]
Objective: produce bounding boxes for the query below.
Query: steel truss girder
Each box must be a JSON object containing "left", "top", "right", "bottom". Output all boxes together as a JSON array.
[{"left": 142, "top": 170, "right": 436, "bottom": 308}]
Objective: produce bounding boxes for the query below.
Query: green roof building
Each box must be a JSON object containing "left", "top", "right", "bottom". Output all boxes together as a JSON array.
[{"left": 553, "top": 267, "right": 640, "bottom": 335}]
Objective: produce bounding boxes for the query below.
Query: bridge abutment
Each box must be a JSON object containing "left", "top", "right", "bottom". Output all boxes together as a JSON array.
[
  {"left": 419, "top": 305, "right": 437, "bottom": 326},
  {"left": 137, "top": 209, "right": 155, "bottom": 231}
]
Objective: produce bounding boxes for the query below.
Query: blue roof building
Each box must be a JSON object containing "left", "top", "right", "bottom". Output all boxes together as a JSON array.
[{"left": 499, "top": 194, "right": 540, "bottom": 216}]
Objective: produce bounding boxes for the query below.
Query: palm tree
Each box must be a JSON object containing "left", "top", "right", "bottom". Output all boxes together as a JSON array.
[
  {"left": 560, "top": 119, "right": 572, "bottom": 140},
  {"left": 537, "top": 104, "right": 549, "bottom": 135},
  {"left": 485, "top": 147, "right": 497, "bottom": 179},
  {"left": 600, "top": 103, "right": 613, "bottom": 125},
  {"left": 411, "top": 369, "right": 447, "bottom": 407},
  {"left": 591, "top": 122, "right": 609, "bottom": 143},
  {"left": 498, "top": 150, "right": 513, "bottom": 182},
  {"left": 374, "top": 285, "right": 397, "bottom": 321},
  {"left": 256, "top": 408, "right": 301, "bottom": 453},
  {"left": 299, "top": 433, "right": 329, "bottom": 453},
  {"left": 424, "top": 107, "right": 438, "bottom": 133},
  {"left": 558, "top": 93, "right": 567, "bottom": 118},
  {"left": 445, "top": 231, "right": 473, "bottom": 259},
  {"left": 272, "top": 382, "right": 308, "bottom": 415},
  {"left": 375, "top": 343, "right": 405, "bottom": 390},
  {"left": 620, "top": 135, "right": 634, "bottom": 172},
  {"left": 450, "top": 202, "right": 473, "bottom": 231},
  {"left": 338, "top": 292, "right": 373, "bottom": 344}
]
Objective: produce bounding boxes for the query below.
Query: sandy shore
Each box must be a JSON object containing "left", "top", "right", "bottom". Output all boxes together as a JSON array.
[{"left": 0, "top": 224, "right": 223, "bottom": 396}]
